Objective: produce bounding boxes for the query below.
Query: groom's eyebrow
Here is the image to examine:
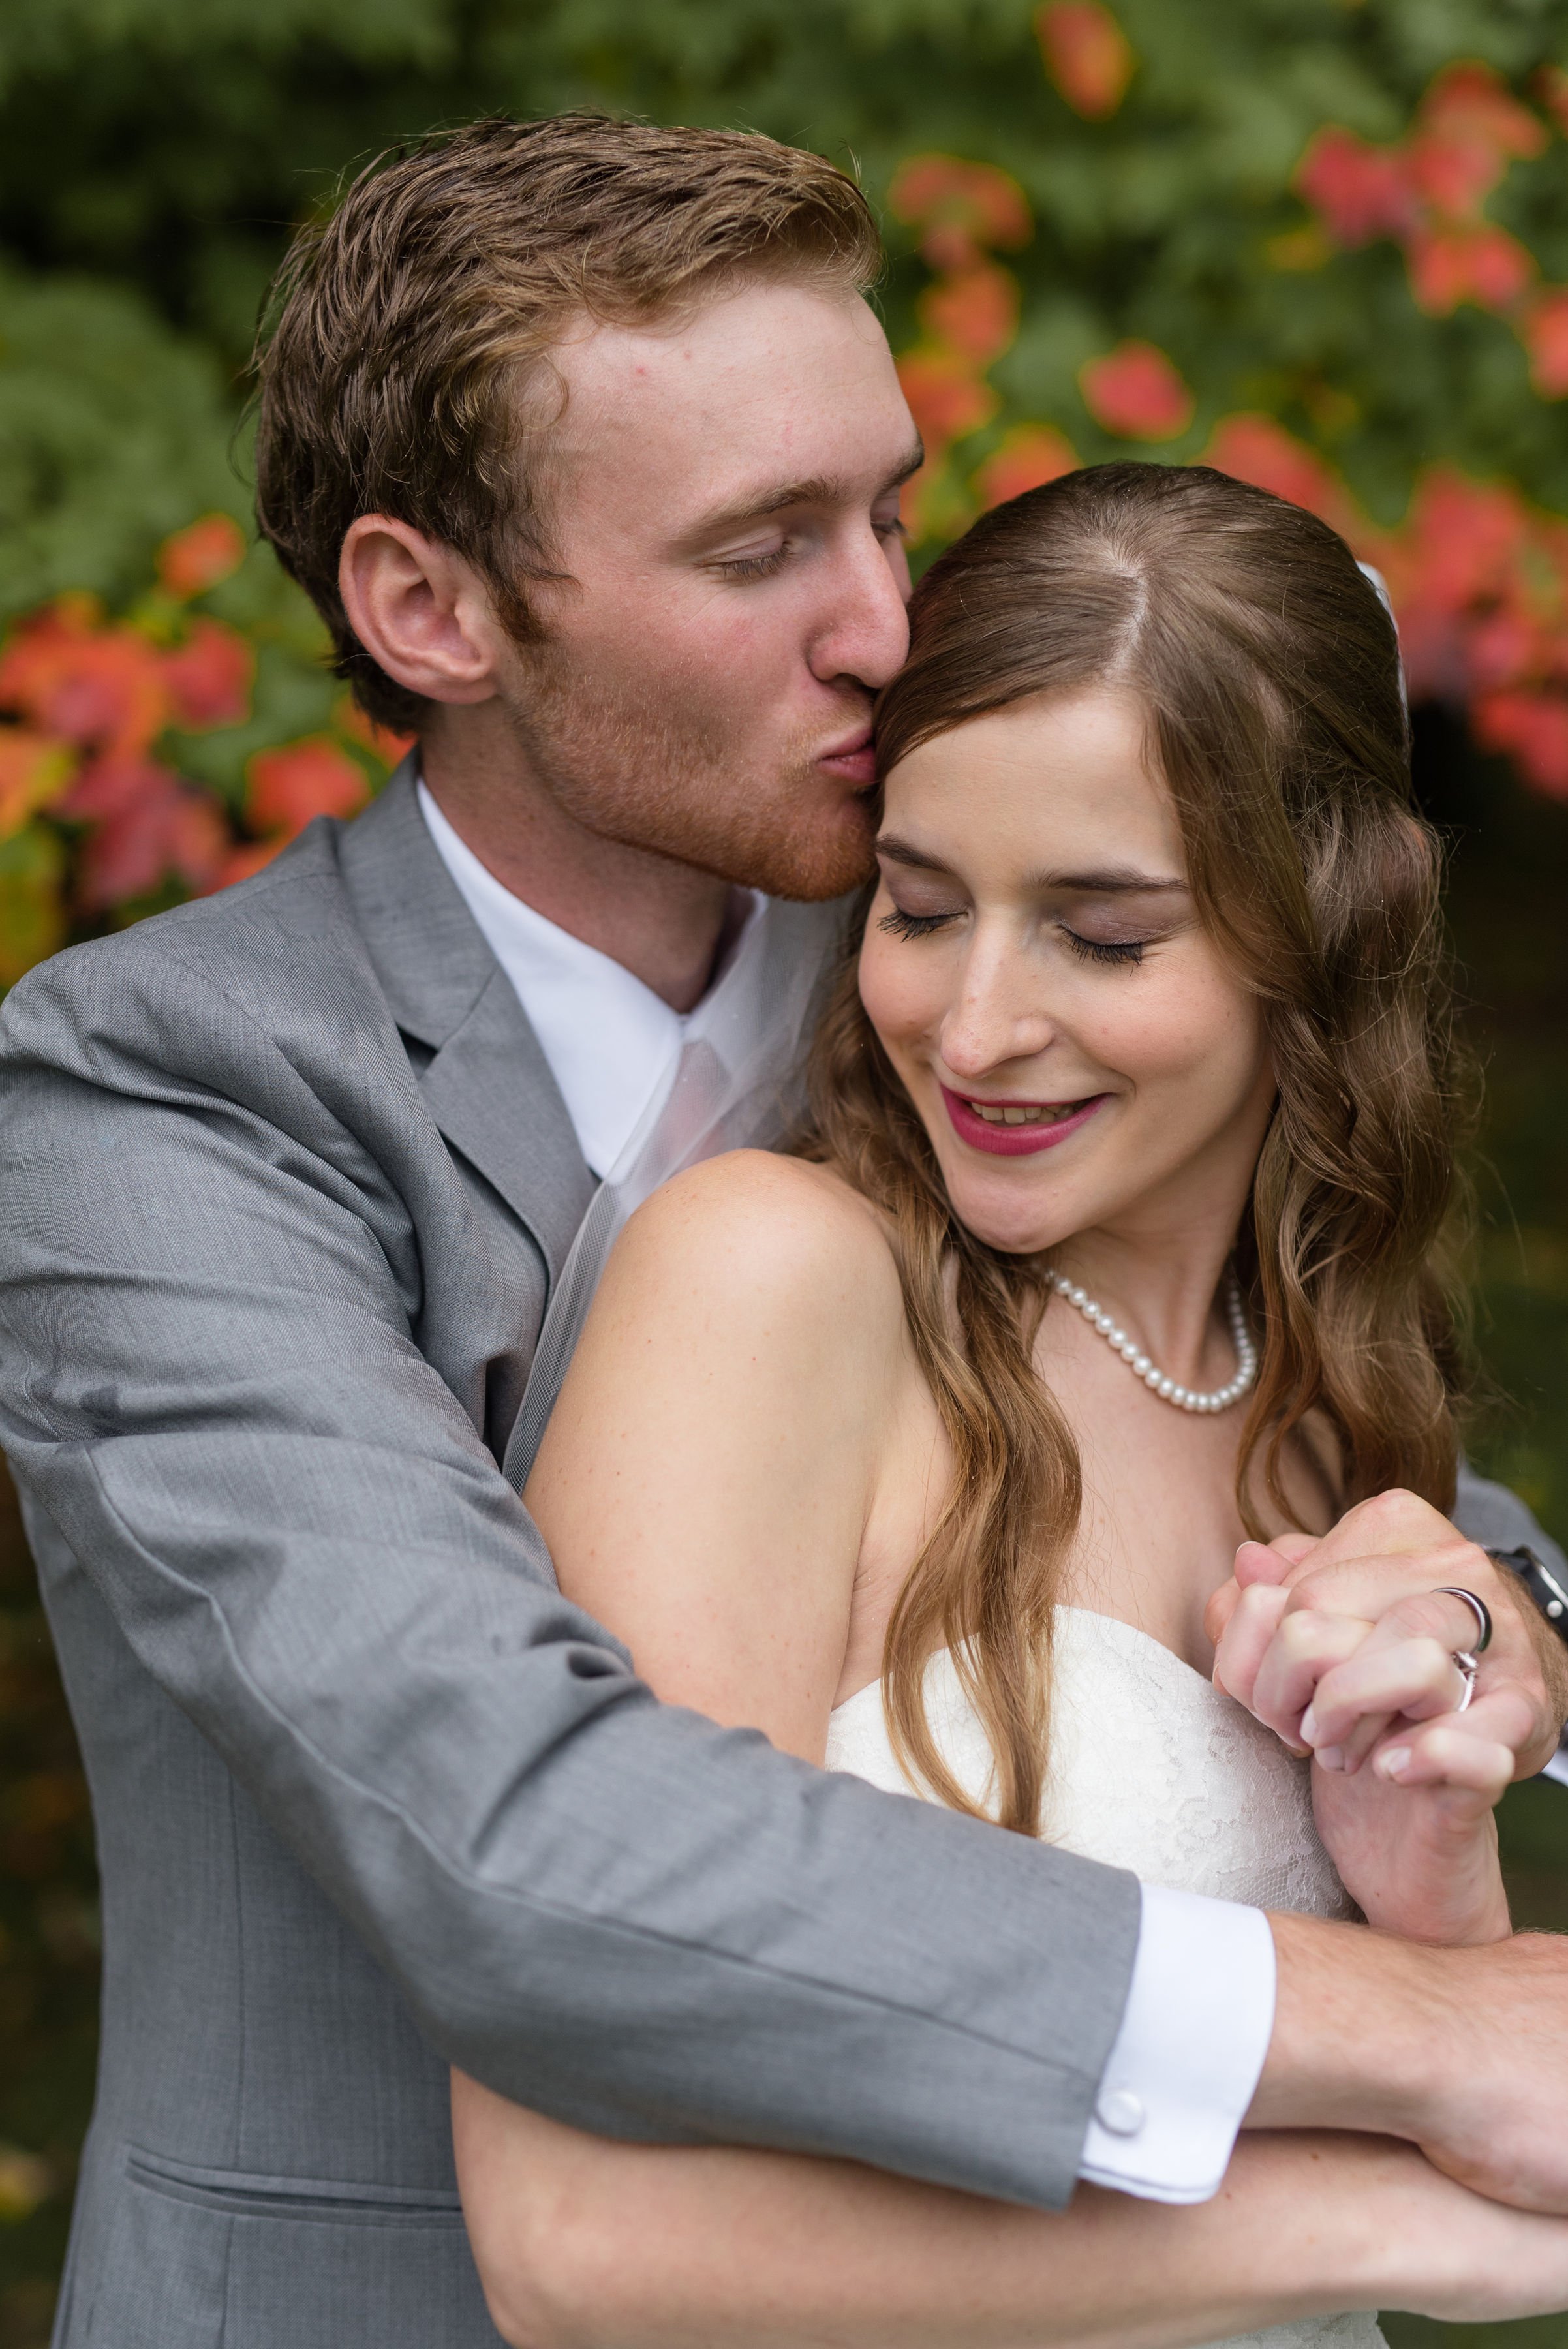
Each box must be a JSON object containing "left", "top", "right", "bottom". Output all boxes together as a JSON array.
[{"left": 690, "top": 440, "right": 925, "bottom": 536}]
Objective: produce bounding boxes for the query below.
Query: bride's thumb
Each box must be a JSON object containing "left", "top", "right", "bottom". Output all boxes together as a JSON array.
[{"left": 1234, "top": 1537, "right": 1292, "bottom": 1588}]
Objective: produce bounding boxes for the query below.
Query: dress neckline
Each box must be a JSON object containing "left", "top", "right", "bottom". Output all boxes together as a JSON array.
[{"left": 830, "top": 1605, "right": 1220, "bottom": 1719}]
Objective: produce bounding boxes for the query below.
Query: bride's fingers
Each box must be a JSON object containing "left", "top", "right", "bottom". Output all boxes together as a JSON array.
[
  {"left": 1233, "top": 1535, "right": 1312, "bottom": 1588},
  {"left": 1246, "top": 1607, "right": 1372, "bottom": 1749},
  {"left": 1300, "top": 1636, "right": 1471, "bottom": 1769},
  {"left": 1209, "top": 1578, "right": 1290, "bottom": 1710},
  {"left": 1299, "top": 1588, "right": 1511, "bottom": 1770},
  {"left": 1203, "top": 1575, "right": 1243, "bottom": 1648}
]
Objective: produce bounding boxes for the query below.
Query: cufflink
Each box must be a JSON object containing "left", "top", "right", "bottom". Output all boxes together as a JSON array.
[{"left": 1095, "top": 2085, "right": 1147, "bottom": 2138}]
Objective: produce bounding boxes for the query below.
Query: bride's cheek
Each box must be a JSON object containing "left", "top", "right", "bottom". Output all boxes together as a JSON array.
[{"left": 857, "top": 938, "right": 937, "bottom": 1054}]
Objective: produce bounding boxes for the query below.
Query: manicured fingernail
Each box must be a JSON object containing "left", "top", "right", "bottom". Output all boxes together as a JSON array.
[
  {"left": 1300, "top": 1704, "right": 1319, "bottom": 1744},
  {"left": 1315, "top": 1745, "right": 1345, "bottom": 1772},
  {"left": 1377, "top": 1747, "right": 1413, "bottom": 1781}
]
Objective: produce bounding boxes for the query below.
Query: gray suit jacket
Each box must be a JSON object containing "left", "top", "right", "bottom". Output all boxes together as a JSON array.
[
  {"left": 0, "top": 773, "right": 1143, "bottom": 2349},
  {"left": 1, "top": 772, "right": 1555, "bottom": 2348}
]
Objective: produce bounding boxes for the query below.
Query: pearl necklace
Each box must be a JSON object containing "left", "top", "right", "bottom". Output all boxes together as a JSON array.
[{"left": 1045, "top": 1267, "right": 1258, "bottom": 1415}]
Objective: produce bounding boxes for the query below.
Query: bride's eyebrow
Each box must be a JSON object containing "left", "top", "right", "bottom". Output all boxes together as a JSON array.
[
  {"left": 1029, "top": 867, "right": 1186, "bottom": 895},
  {"left": 875, "top": 837, "right": 1185, "bottom": 897},
  {"left": 874, "top": 835, "right": 957, "bottom": 875}
]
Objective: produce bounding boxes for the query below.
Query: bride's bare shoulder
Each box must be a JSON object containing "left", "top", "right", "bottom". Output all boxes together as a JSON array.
[{"left": 599, "top": 1148, "right": 906, "bottom": 1349}]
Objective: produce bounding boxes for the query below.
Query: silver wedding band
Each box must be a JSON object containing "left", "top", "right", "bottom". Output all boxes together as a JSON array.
[{"left": 1435, "top": 1586, "right": 1492, "bottom": 1713}]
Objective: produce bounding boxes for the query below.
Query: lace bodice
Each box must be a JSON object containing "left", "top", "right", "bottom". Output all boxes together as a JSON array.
[{"left": 825, "top": 1607, "right": 1380, "bottom": 2349}]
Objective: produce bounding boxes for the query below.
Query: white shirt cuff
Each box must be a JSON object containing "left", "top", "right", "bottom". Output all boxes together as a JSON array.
[{"left": 1077, "top": 1882, "right": 1276, "bottom": 2204}]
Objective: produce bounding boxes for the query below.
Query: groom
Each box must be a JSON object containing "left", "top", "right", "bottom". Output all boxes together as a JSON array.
[{"left": 4, "top": 114, "right": 1568, "bottom": 2349}]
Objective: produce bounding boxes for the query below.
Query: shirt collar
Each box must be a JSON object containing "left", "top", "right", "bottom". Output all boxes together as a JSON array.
[{"left": 416, "top": 779, "right": 760, "bottom": 1178}]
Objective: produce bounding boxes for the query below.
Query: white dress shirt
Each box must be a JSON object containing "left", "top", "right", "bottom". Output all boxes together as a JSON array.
[{"left": 419, "top": 779, "right": 1278, "bottom": 2203}]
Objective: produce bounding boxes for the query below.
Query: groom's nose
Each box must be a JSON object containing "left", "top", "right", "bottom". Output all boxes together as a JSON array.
[{"left": 807, "top": 520, "right": 911, "bottom": 693}]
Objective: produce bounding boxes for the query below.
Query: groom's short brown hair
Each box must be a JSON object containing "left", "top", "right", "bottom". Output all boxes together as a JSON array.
[{"left": 254, "top": 114, "right": 882, "bottom": 729}]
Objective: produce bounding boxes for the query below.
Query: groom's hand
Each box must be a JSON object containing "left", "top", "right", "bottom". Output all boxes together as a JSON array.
[
  {"left": 1206, "top": 1489, "right": 1568, "bottom": 1780},
  {"left": 1257, "top": 1913, "right": 1568, "bottom": 2215}
]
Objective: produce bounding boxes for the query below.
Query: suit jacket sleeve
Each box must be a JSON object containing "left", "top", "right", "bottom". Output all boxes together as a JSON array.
[
  {"left": 1454, "top": 1459, "right": 1568, "bottom": 1582},
  {"left": 0, "top": 916, "right": 1140, "bottom": 2214}
]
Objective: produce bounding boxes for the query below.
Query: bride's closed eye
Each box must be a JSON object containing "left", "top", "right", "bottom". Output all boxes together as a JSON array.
[
  {"left": 878, "top": 905, "right": 961, "bottom": 940},
  {"left": 1061, "top": 929, "right": 1146, "bottom": 967}
]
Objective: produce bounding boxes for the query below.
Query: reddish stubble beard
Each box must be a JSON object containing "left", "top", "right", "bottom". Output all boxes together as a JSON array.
[{"left": 495, "top": 636, "right": 880, "bottom": 902}]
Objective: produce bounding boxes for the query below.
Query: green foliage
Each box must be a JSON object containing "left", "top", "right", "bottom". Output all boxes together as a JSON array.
[
  {"left": 0, "top": 264, "right": 247, "bottom": 623},
  {"left": 3, "top": 4, "right": 1567, "bottom": 604}
]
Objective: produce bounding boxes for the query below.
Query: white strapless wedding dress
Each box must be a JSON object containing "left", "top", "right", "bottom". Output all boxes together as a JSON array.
[{"left": 824, "top": 1605, "right": 1383, "bottom": 2349}]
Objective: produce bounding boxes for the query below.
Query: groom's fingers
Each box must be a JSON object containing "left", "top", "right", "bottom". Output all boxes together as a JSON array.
[
  {"left": 1374, "top": 1688, "right": 1533, "bottom": 1798},
  {"left": 1276, "top": 1487, "right": 1457, "bottom": 1569}
]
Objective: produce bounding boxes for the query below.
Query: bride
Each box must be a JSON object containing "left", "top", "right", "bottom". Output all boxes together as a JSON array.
[{"left": 451, "top": 464, "right": 1552, "bottom": 2345}]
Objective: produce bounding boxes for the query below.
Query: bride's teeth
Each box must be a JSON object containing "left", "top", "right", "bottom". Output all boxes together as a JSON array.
[{"left": 968, "top": 1099, "right": 1076, "bottom": 1127}]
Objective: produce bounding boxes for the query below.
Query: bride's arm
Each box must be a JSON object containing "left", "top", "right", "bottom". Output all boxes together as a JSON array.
[
  {"left": 521, "top": 1148, "right": 915, "bottom": 1756},
  {"left": 452, "top": 2076, "right": 1568, "bottom": 2349}
]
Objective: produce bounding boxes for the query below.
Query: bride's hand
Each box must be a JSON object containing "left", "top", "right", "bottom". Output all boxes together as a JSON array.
[
  {"left": 1205, "top": 1488, "right": 1567, "bottom": 1777},
  {"left": 1203, "top": 1491, "right": 1560, "bottom": 1942}
]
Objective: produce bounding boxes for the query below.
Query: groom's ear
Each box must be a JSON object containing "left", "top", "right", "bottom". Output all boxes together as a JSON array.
[{"left": 339, "top": 516, "right": 506, "bottom": 706}]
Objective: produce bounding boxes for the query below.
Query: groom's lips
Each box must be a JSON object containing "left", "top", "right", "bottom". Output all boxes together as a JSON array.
[
  {"left": 940, "top": 1086, "right": 1108, "bottom": 1156},
  {"left": 818, "top": 728, "right": 876, "bottom": 788}
]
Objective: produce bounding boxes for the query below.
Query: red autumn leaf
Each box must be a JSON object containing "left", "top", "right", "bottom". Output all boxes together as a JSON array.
[
  {"left": 888, "top": 155, "right": 1031, "bottom": 271},
  {"left": 246, "top": 738, "right": 369, "bottom": 842},
  {"left": 897, "top": 349, "right": 999, "bottom": 453},
  {"left": 1520, "top": 288, "right": 1568, "bottom": 397},
  {"left": 1402, "top": 128, "right": 1505, "bottom": 221},
  {"left": 1467, "top": 605, "right": 1545, "bottom": 692},
  {"left": 919, "top": 263, "right": 1021, "bottom": 367},
  {"left": 1035, "top": 2, "right": 1134, "bottom": 121},
  {"left": 0, "top": 729, "right": 75, "bottom": 838},
  {"left": 56, "top": 751, "right": 162, "bottom": 823},
  {"left": 1295, "top": 127, "right": 1415, "bottom": 247},
  {"left": 974, "top": 424, "right": 1079, "bottom": 509},
  {"left": 1201, "top": 414, "right": 1355, "bottom": 532},
  {"left": 1405, "top": 470, "right": 1528, "bottom": 611},
  {"left": 157, "top": 513, "right": 247, "bottom": 601},
  {"left": 74, "top": 763, "right": 230, "bottom": 908},
  {"left": 1417, "top": 63, "right": 1546, "bottom": 172},
  {"left": 1472, "top": 690, "right": 1568, "bottom": 797},
  {"left": 1406, "top": 223, "right": 1535, "bottom": 315},
  {"left": 162, "top": 619, "right": 254, "bottom": 731},
  {"left": 0, "top": 600, "right": 170, "bottom": 754},
  {"left": 1079, "top": 341, "right": 1194, "bottom": 440}
]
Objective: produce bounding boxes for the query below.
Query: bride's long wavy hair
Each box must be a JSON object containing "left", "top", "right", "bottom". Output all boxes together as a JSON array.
[{"left": 793, "top": 462, "right": 1474, "bottom": 1834}]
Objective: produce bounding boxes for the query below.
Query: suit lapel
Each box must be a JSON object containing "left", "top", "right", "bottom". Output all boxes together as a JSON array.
[{"left": 337, "top": 761, "right": 596, "bottom": 1283}]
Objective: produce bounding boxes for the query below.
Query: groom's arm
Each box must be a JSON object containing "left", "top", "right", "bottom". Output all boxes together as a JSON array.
[{"left": 0, "top": 919, "right": 1145, "bottom": 2211}]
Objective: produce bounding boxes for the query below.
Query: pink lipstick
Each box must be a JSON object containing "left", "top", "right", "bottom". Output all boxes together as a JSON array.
[{"left": 940, "top": 1086, "right": 1107, "bottom": 1157}]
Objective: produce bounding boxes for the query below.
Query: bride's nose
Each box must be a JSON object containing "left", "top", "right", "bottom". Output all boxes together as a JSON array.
[{"left": 938, "top": 944, "right": 1057, "bottom": 1081}]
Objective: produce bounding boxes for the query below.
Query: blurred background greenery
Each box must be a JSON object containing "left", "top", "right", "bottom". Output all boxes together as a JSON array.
[{"left": 3, "top": 1, "right": 1568, "bottom": 2341}]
